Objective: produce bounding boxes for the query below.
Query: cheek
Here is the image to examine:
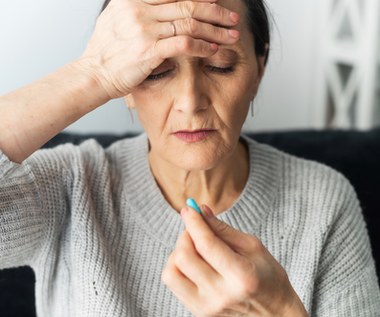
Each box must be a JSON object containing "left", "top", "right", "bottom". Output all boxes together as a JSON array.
[
  {"left": 129, "top": 88, "right": 171, "bottom": 136},
  {"left": 215, "top": 78, "right": 252, "bottom": 129}
]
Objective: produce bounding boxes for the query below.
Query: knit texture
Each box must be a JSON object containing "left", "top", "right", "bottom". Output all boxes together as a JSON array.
[{"left": 0, "top": 134, "right": 379, "bottom": 316}]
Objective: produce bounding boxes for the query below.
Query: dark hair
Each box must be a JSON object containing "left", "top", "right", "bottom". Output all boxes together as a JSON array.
[
  {"left": 100, "top": 0, "right": 270, "bottom": 64},
  {"left": 242, "top": 0, "right": 270, "bottom": 64}
]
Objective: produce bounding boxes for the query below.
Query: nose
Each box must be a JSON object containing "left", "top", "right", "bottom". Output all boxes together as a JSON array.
[{"left": 173, "top": 71, "right": 209, "bottom": 115}]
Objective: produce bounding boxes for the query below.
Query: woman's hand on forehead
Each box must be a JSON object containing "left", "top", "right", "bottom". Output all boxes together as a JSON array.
[{"left": 77, "top": 0, "right": 240, "bottom": 100}]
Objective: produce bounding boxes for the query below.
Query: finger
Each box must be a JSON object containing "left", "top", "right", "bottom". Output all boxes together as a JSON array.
[
  {"left": 154, "top": 20, "right": 239, "bottom": 44},
  {"left": 180, "top": 206, "right": 242, "bottom": 276},
  {"left": 162, "top": 252, "right": 200, "bottom": 306},
  {"left": 152, "top": 1, "right": 240, "bottom": 27},
  {"left": 201, "top": 204, "right": 257, "bottom": 255},
  {"left": 179, "top": 19, "right": 238, "bottom": 44},
  {"left": 173, "top": 230, "right": 221, "bottom": 290},
  {"left": 155, "top": 35, "right": 219, "bottom": 59}
]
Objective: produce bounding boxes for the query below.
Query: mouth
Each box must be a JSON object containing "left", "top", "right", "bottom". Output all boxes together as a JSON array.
[{"left": 172, "top": 129, "right": 216, "bottom": 143}]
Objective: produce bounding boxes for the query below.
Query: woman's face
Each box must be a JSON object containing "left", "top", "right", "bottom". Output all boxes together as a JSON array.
[{"left": 125, "top": 0, "right": 265, "bottom": 171}]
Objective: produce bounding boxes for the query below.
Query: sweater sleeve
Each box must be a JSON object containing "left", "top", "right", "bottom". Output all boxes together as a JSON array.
[
  {"left": 311, "top": 175, "right": 380, "bottom": 316},
  {"left": 0, "top": 144, "right": 75, "bottom": 269}
]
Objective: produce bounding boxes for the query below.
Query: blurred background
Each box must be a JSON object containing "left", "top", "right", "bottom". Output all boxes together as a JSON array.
[{"left": 0, "top": 0, "right": 379, "bottom": 134}]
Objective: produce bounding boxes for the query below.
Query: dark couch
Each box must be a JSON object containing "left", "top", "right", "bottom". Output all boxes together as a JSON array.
[{"left": 1, "top": 129, "right": 379, "bottom": 316}]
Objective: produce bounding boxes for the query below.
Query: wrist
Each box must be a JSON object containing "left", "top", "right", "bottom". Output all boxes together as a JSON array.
[
  {"left": 71, "top": 55, "right": 131, "bottom": 102},
  {"left": 67, "top": 58, "right": 113, "bottom": 108},
  {"left": 282, "top": 289, "right": 309, "bottom": 317}
]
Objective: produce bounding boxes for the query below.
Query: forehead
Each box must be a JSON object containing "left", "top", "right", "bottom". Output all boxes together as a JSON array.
[
  {"left": 217, "top": 0, "right": 246, "bottom": 14},
  {"left": 218, "top": 0, "right": 248, "bottom": 30},
  {"left": 217, "top": 0, "right": 255, "bottom": 57}
]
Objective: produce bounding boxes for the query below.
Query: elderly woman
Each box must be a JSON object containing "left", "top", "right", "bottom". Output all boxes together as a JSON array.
[{"left": 0, "top": 0, "right": 379, "bottom": 316}]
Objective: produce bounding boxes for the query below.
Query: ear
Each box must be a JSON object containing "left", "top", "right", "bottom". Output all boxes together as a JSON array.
[
  {"left": 260, "top": 43, "right": 269, "bottom": 77},
  {"left": 250, "top": 44, "right": 269, "bottom": 100}
]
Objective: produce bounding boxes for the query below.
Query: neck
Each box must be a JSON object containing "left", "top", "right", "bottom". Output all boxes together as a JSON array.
[{"left": 148, "top": 139, "right": 249, "bottom": 215}]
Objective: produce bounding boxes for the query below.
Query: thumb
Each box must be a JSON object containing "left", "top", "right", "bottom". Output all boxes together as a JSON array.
[{"left": 201, "top": 204, "right": 250, "bottom": 254}]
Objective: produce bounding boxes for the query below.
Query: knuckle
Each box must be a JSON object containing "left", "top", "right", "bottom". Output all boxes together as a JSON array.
[
  {"left": 202, "top": 43, "right": 213, "bottom": 56},
  {"left": 137, "top": 23, "right": 148, "bottom": 36},
  {"left": 203, "top": 300, "right": 221, "bottom": 316},
  {"left": 210, "top": 24, "right": 221, "bottom": 38},
  {"left": 161, "top": 268, "right": 173, "bottom": 285},
  {"left": 186, "top": 18, "right": 198, "bottom": 35},
  {"left": 212, "top": 294, "right": 234, "bottom": 314},
  {"left": 173, "top": 249, "right": 189, "bottom": 267},
  {"left": 215, "top": 222, "right": 230, "bottom": 235},
  {"left": 238, "top": 274, "right": 259, "bottom": 297},
  {"left": 127, "top": 19, "right": 145, "bottom": 36},
  {"left": 183, "top": 1, "right": 196, "bottom": 17},
  {"left": 249, "top": 235, "right": 265, "bottom": 253},
  {"left": 215, "top": 3, "right": 227, "bottom": 19},
  {"left": 218, "top": 27, "right": 230, "bottom": 41},
  {"left": 175, "top": 37, "right": 193, "bottom": 52},
  {"left": 130, "top": 5, "right": 145, "bottom": 19},
  {"left": 197, "top": 234, "right": 216, "bottom": 254},
  {"left": 229, "top": 261, "right": 260, "bottom": 297}
]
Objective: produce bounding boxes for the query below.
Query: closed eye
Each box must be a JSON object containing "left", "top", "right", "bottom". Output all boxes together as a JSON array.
[
  {"left": 207, "top": 66, "right": 234, "bottom": 74},
  {"left": 145, "top": 65, "right": 234, "bottom": 82},
  {"left": 145, "top": 69, "right": 172, "bottom": 81}
]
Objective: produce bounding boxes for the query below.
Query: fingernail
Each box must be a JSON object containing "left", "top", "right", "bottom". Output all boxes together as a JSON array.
[
  {"left": 180, "top": 207, "right": 189, "bottom": 218},
  {"left": 210, "top": 43, "right": 218, "bottom": 51},
  {"left": 228, "top": 29, "right": 240, "bottom": 39},
  {"left": 230, "top": 12, "right": 240, "bottom": 23},
  {"left": 201, "top": 205, "right": 215, "bottom": 218}
]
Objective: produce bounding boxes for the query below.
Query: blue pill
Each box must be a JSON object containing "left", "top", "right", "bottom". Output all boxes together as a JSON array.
[{"left": 186, "top": 198, "right": 202, "bottom": 214}]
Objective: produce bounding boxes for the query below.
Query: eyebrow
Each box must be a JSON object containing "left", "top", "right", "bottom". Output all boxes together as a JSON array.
[{"left": 209, "top": 48, "right": 240, "bottom": 62}]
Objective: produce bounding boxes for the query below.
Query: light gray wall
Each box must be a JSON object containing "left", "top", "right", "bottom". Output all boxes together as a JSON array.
[
  {"left": 0, "top": 0, "right": 320, "bottom": 134},
  {"left": 245, "top": 0, "right": 320, "bottom": 131}
]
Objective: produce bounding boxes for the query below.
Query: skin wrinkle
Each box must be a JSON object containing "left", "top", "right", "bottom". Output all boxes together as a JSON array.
[
  {"left": 125, "top": 0, "right": 265, "bottom": 214},
  {"left": 150, "top": 48, "right": 241, "bottom": 77}
]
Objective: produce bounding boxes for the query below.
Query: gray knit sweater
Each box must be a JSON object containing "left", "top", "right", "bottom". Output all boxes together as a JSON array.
[{"left": 0, "top": 134, "right": 379, "bottom": 316}]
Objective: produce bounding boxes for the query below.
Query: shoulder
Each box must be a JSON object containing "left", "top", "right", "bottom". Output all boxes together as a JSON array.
[
  {"left": 243, "top": 134, "right": 352, "bottom": 187},
  {"left": 28, "top": 133, "right": 146, "bottom": 168},
  {"left": 242, "top": 134, "right": 359, "bottom": 222},
  {"left": 27, "top": 138, "right": 105, "bottom": 171},
  {"left": 106, "top": 133, "right": 147, "bottom": 156}
]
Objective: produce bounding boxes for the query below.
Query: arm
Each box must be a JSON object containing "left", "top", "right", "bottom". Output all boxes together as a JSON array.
[
  {"left": 0, "top": 0, "right": 240, "bottom": 163},
  {"left": 0, "top": 61, "right": 108, "bottom": 163},
  {"left": 0, "top": 0, "right": 240, "bottom": 268},
  {"left": 311, "top": 178, "right": 380, "bottom": 316},
  {"left": 0, "top": 144, "right": 71, "bottom": 269}
]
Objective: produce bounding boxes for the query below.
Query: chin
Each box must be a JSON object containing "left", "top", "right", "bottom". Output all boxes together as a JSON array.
[
  {"left": 173, "top": 136, "right": 239, "bottom": 171},
  {"left": 171, "top": 150, "right": 226, "bottom": 172}
]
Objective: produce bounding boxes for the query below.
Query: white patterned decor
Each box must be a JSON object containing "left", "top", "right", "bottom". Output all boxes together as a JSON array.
[{"left": 314, "top": 0, "right": 380, "bottom": 129}]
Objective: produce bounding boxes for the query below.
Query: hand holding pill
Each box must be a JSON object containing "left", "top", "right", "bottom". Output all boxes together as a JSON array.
[{"left": 161, "top": 203, "right": 308, "bottom": 317}]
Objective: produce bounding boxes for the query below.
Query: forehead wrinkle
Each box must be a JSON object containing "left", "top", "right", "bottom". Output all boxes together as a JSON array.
[
  {"left": 218, "top": 44, "right": 250, "bottom": 60},
  {"left": 212, "top": 48, "right": 239, "bottom": 61},
  {"left": 163, "top": 48, "right": 245, "bottom": 69},
  {"left": 158, "top": 45, "right": 248, "bottom": 68}
]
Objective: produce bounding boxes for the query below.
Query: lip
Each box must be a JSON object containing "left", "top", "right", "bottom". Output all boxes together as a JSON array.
[{"left": 173, "top": 129, "right": 216, "bottom": 143}]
